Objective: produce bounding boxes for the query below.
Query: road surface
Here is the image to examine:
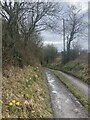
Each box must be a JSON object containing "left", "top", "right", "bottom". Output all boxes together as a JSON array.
[
  {"left": 45, "top": 70, "right": 88, "bottom": 118},
  {"left": 58, "top": 71, "right": 88, "bottom": 99}
]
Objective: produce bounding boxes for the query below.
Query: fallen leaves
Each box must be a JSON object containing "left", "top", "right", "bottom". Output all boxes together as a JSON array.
[{"left": 2, "top": 65, "right": 53, "bottom": 118}]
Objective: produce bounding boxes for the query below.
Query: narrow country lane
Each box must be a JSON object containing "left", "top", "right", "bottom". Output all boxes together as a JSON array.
[
  {"left": 58, "top": 71, "right": 88, "bottom": 99},
  {"left": 45, "top": 70, "right": 88, "bottom": 118}
]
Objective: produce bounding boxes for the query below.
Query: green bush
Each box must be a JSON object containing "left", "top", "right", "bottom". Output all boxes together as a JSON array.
[
  {"left": 64, "top": 62, "right": 75, "bottom": 71},
  {"left": 75, "top": 64, "right": 84, "bottom": 70}
]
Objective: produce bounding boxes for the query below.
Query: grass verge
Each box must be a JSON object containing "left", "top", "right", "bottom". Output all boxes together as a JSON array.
[
  {"left": 49, "top": 69, "right": 89, "bottom": 109},
  {"left": 2, "top": 65, "right": 53, "bottom": 118}
]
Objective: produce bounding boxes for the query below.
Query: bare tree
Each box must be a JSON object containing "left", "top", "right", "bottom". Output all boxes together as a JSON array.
[
  {"left": 19, "top": 2, "right": 62, "bottom": 47},
  {"left": 0, "top": 1, "right": 27, "bottom": 47},
  {"left": 65, "top": 5, "right": 87, "bottom": 61},
  {"left": 1, "top": 1, "right": 62, "bottom": 66}
]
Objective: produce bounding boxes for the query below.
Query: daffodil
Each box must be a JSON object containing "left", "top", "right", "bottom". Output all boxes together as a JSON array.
[
  {"left": 16, "top": 102, "right": 20, "bottom": 106},
  {"left": 9, "top": 102, "right": 13, "bottom": 106},
  {"left": 12, "top": 100, "right": 16, "bottom": 103},
  {"left": 35, "top": 75, "right": 38, "bottom": 78}
]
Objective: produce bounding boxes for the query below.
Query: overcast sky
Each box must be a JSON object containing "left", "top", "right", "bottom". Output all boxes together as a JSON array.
[
  {"left": 2, "top": 0, "right": 89, "bottom": 52},
  {"left": 40, "top": 0, "right": 89, "bottom": 52}
]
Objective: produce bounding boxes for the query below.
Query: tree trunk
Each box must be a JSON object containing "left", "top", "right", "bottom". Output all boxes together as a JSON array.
[{"left": 67, "top": 40, "right": 71, "bottom": 62}]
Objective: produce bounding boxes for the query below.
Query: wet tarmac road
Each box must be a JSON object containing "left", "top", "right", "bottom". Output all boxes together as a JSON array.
[
  {"left": 58, "top": 71, "right": 88, "bottom": 99},
  {"left": 45, "top": 71, "right": 88, "bottom": 118}
]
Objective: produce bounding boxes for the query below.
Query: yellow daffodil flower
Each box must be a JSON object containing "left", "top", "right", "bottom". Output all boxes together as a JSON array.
[
  {"left": 12, "top": 100, "right": 16, "bottom": 103},
  {"left": 35, "top": 75, "right": 38, "bottom": 78},
  {"left": 16, "top": 102, "right": 20, "bottom": 106},
  {"left": 9, "top": 102, "right": 13, "bottom": 106}
]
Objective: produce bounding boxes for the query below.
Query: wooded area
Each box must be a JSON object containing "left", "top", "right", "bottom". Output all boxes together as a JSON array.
[
  {"left": 1, "top": 2, "right": 61, "bottom": 68},
  {"left": 1, "top": 1, "right": 87, "bottom": 67}
]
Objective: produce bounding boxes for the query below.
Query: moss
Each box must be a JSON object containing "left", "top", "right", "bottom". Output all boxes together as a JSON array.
[{"left": 50, "top": 69, "right": 89, "bottom": 109}]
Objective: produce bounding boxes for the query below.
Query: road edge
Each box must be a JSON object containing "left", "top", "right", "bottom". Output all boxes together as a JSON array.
[{"left": 49, "top": 69, "right": 89, "bottom": 111}]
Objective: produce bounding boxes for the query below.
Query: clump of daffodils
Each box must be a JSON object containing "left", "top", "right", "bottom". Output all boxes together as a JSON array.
[
  {"left": 33, "top": 74, "right": 38, "bottom": 81},
  {"left": 8, "top": 100, "right": 20, "bottom": 114},
  {"left": 26, "top": 74, "right": 39, "bottom": 86},
  {"left": 9, "top": 100, "right": 20, "bottom": 106},
  {"left": 33, "top": 66, "right": 39, "bottom": 71},
  {"left": 26, "top": 77, "right": 33, "bottom": 86}
]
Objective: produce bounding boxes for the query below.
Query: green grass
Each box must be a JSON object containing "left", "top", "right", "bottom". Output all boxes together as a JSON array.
[
  {"left": 47, "top": 58, "right": 89, "bottom": 84},
  {"left": 63, "top": 62, "right": 89, "bottom": 84},
  {"left": 49, "top": 69, "right": 89, "bottom": 109}
]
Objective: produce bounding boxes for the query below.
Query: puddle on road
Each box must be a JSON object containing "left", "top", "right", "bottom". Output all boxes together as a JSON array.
[
  {"left": 48, "top": 79, "right": 55, "bottom": 83},
  {"left": 52, "top": 91, "right": 58, "bottom": 94},
  {"left": 45, "top": 71, "right": 88, "bottom": 118}
]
